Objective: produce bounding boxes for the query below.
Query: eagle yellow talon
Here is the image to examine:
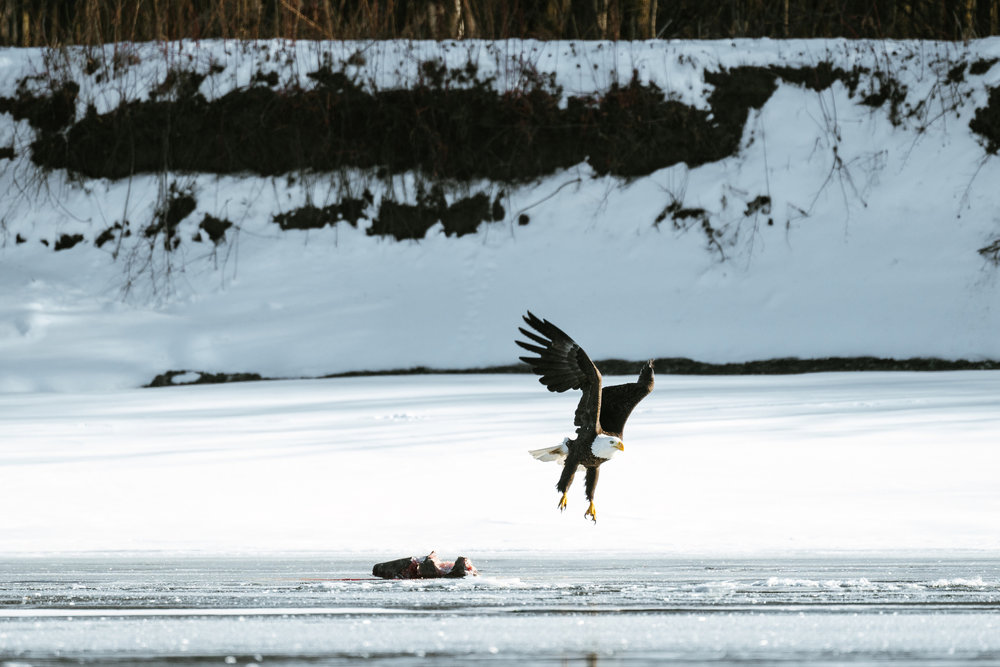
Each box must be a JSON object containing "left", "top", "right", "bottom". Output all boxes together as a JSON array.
[
  {"left": 585, "top": 502, "right": 597, "bottom": 523},
  {"left": 557, "top": 492, "right": 568, "bottom": 512}
]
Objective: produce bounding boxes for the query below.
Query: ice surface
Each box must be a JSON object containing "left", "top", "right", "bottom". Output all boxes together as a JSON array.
[{"left": 1, "top": 556, "right": 998, "bottom": 665}]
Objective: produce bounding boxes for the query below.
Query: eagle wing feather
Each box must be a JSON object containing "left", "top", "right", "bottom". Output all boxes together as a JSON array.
[
  {"left": 598, "top": 360, "right": 655, "bottom": 438},
  {"left": 516, "top": 311, "right": 602, "bottom": 438}
]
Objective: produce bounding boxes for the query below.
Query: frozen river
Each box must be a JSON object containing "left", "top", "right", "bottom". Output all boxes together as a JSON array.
[
  {"left": 2, "top": 373, "right": 999, "bottom": 663},
  {"left": 1, "top": 555, "right": 998, "bottom": 665}
]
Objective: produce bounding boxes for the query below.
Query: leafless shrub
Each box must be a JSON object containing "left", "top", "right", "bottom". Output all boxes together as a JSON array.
[{"left": 3, "top": 0, "right": 999, "bottom": 46}]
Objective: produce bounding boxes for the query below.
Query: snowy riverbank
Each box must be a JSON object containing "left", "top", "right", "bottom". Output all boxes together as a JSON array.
[{"left": 3, "top": 39, "right": 1000, "bottom": 391}]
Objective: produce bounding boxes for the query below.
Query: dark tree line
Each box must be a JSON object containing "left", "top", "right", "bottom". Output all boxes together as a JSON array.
[{"left": 2, "top": 0, "right": 999, "bottom": 46}]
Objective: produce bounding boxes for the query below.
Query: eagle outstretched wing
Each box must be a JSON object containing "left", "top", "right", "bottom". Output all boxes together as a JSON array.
[
  {"left": 516, "top": 311, "right": 602, "bottom": 437},
  {"left": 599, "top": 360, "right": 655, "bottom": 438}
]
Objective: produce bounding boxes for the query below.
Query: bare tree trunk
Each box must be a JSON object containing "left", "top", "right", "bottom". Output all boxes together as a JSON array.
[
  {"left": 570, "top": 0, "right": 610, "bottom": 38},
  {"left": 0, "top": 1, "right": 10, "bottom": 45},
  {"left": 459, "top": 0, "right": 477, "bottom": 37},
  {"left": 82, "top": 0, "right": 102, "bottom": 45},
  {"left": 635, "top": 0, "right": 653, "bottom": 37},
  {"left": 442, "top": 0, "right": 460, "bottom": 37},
  {"left": 963, "top": 0, "right": 976, "bottom": 36},
  {"left": 1, "top": 0, "right": 23, "bottom": 46},
  {"left": 544, "top": 0, "right": 570, "bottom": 38},
  {"left": 22, "top": 2, "right": 31, "bottom": 45}
]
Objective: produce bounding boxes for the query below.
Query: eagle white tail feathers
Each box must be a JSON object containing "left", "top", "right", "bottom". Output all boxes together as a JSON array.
[{"left": 529, "top": 438, "right": 570, "bottom": 463}]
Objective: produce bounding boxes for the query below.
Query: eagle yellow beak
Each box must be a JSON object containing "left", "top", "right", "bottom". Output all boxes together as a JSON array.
[{"left": 614, "top": 442, "right": 624, "bottom": 452}]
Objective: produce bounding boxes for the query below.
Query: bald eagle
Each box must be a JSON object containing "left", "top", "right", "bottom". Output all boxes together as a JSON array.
[{"left": 516, "top": 311, "right": 654, "bottom": 523}]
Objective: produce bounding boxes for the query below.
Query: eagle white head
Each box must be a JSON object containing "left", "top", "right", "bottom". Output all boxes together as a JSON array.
[{"left": 591, "top": 434, "right": 624, "bottom": 460}]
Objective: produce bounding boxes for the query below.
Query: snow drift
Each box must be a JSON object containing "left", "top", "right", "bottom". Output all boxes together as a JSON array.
[{"left": 3, "top": 39, "right": 1000, "bottom": 392}]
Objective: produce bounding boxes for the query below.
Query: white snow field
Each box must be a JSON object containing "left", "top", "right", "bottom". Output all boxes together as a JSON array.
[
  {"left": 1, "top": 372, "right": 998, "bottom": 554},
  {"left": 3, "top": 39, "right": 1000, "bottom": 391}
]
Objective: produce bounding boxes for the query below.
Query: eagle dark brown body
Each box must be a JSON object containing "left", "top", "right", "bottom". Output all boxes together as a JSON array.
[{"left": 516, "top": 311, "right": 654, "bottom": 522}]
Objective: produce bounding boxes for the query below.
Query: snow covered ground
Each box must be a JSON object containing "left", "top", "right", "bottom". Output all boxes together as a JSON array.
[
  {"left": 2, "top": 371, "right": 998, "bottom": 554},
  {"left": 4, "top": 39, "right": 1000, "bottom": 391}
]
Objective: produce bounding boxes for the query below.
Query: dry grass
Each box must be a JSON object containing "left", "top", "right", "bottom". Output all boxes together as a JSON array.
[{"left": 2, "top": 0, "right": 999, "bottom": 47}]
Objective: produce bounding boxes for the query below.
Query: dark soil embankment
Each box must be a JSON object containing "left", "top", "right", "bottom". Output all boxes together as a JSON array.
[
  {"left": 273, "top": 194, "right": 372, "bottom": 230},
  {"left": 367, "top": 188, "right": 504, "bottom": 240},
  {"left": 332, "top": 355, "right": 1000, "bottom": 377},
  {"left": 0, "top": 80, "right": 79, "bottom": 131},
  {"left": 971, "top": 86, "right": 1000, "bottom": 153},
  {"left": 146, "top": 356, "right": 1000, "bottom": 386},
  {"left": 8, "top": 62, "right": 873, "bottom": 183},
  {"left": 272, "top": 188, "right": 503, "bottom": 241}
]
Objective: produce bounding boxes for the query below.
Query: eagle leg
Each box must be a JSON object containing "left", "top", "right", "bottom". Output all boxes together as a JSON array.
[
  {"left": 556, "top": 462, "right": 577, "bottom": 513},
  {"left": 584, "top": 467, "right": 599, "bottom": 523}
]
